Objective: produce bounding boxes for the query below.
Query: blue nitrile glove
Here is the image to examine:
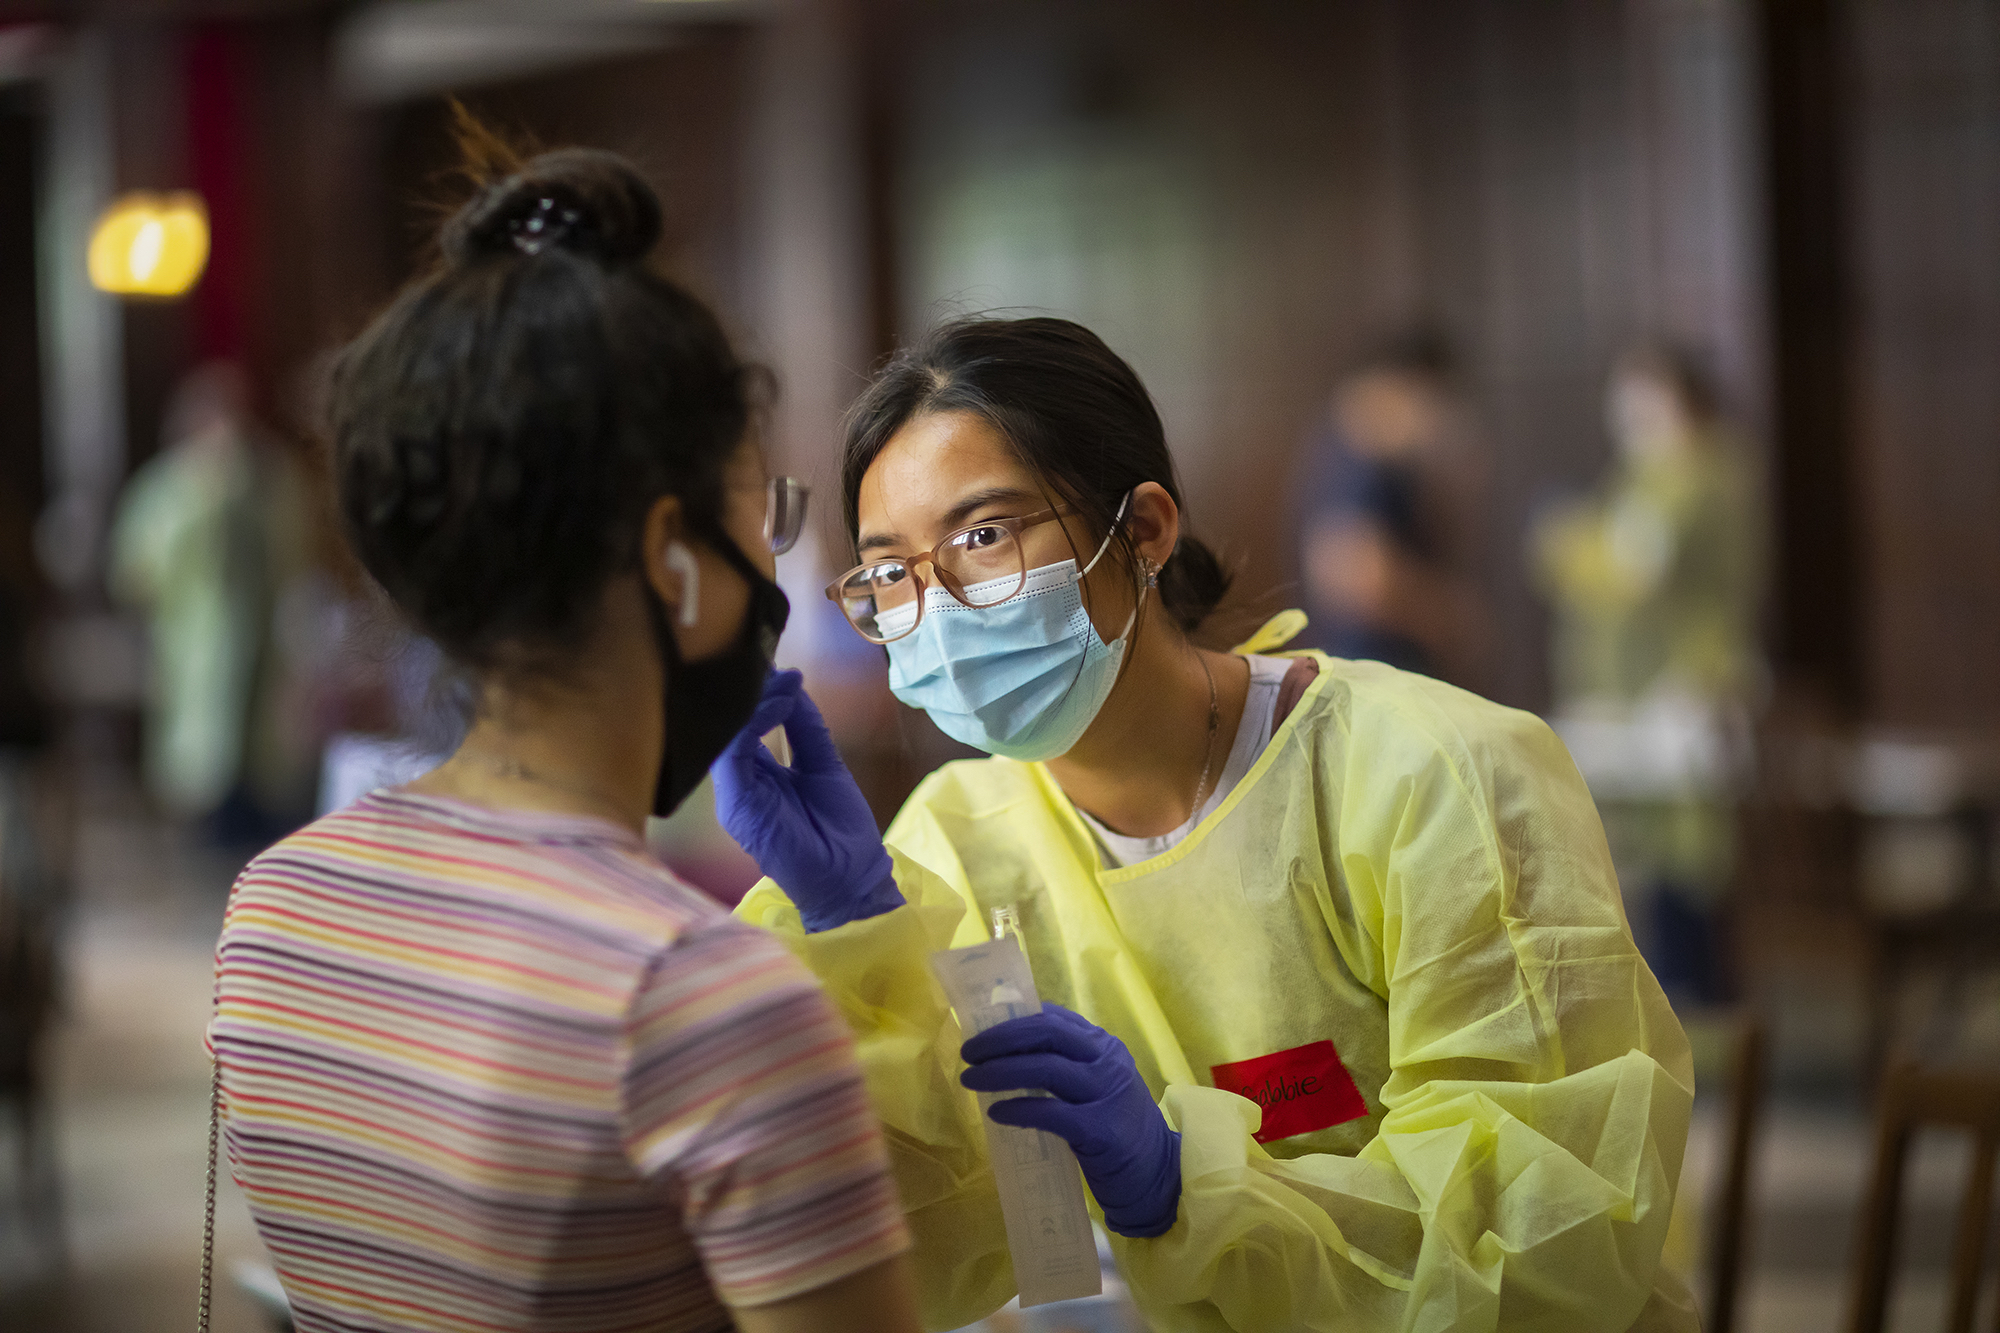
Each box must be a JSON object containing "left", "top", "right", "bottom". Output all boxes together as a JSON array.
[
  {"left": 959, "top": 1003, "right": 1182, "bottom": 1238},
  {"left": 710, "top": 669, "right": 903, "bottom": 932}
]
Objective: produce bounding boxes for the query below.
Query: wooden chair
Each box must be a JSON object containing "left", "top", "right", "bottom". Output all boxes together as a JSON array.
[
  {"left": 1705, "top": 1012, "right": 1768, "bottom": 1333},
  {"left": 1848, "top": 1060, "right": 2000, "bottom": 1333},
  {"left": 1865, "top": 895, "right": 2000, "bottom": 1080}
]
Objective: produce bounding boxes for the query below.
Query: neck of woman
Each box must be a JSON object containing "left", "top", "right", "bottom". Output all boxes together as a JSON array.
[
  {"left": 409, "top": 599, "right": 664, "bottom": 835},
  {"left": 1044, "top": 604, "right": 1250, "bottom": 840}
]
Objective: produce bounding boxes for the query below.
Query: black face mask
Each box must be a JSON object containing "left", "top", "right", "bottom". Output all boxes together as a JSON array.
[{"left": 649, "top": 529, "right": 791, "bottom": 818}]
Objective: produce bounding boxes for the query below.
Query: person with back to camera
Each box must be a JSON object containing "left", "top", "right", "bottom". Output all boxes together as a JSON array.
[
  {"left": 205, "top": 136, "right": 924, "bottom": 1333},
  {"left": 710, "top": 317, "right": 1697, "bottom": 1331}
]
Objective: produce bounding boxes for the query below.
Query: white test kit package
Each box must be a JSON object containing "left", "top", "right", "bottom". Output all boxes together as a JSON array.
[{"left": 929, "top": 937, "right": 1103, "bottom": 1306}]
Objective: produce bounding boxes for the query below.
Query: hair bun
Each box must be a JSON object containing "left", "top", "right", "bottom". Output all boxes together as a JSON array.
[{"left": 443, "top": 147, "right": 662, "bottom": 266}]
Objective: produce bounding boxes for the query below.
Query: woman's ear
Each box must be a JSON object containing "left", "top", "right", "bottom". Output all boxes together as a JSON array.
[{"left": 1125, "top": 482, "right": 1181, "bottom": 572}]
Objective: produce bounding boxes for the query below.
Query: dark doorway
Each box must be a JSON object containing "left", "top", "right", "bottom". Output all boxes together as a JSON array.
[
  {"left": 0, "top": 85, "right": 45, "bottom": 603},
  {"left": 0, "top": 83, "right": 45, "bottom": 753}
]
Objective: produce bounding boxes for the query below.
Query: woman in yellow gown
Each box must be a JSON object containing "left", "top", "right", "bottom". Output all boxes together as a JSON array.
[{"left": 714, "top": 317, "right": 1695, "bottom": 1332}]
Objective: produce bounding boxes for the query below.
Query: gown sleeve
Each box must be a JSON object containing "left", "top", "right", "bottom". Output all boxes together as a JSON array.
[
  {"left": 1106, "top": 701, "right": 1698, "bottom": 1333},
  {"left": 735, "top": 847, "right": 1015, "bottom": 1331}
]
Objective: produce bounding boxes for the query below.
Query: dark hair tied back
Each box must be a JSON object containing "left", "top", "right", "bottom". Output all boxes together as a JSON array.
[
  {"left": 443, "top": 147, "right": 662, "bottom": 267},
  {"left": 842, "top": 316, "right": 1232, "bottom": 635},
  {"left": 1158, "top": 533, "right": 1232, "bottom": 635},
  {"left": 330, "top": 128, "right": 751, "bottom": 675}
]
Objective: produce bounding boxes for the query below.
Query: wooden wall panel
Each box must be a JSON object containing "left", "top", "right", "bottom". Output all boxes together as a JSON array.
[
  {"left": 894, "top": 0, "right": 1765, "bottom": 710},
  {"left": 1850, "top": 0, "right": 2000, "bottom": 730},
  {"left": 373, "top": 33, "right": 753, "bottom": 328},
  {"left": 1759, "top": 0, "right": 1864, "bottom": 713}
]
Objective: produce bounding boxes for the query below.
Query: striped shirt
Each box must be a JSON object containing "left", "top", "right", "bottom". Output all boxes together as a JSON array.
[{"left": 210, "top": 789, "right": 909, "bottom": 1332}]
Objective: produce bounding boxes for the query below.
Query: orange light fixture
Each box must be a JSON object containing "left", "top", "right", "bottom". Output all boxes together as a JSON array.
[{"left": 88, "top": 191, "right": 210, "bottom": 297}]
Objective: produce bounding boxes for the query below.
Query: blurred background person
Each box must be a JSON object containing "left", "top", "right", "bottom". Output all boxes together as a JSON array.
[
  {"left": 107, "top": 362, "right": 315, "bottom": 847},
  {"left": 1531, "top": 345, "right": 1765, "bottom": 1006},
  {"left": 1294, "top": 332, "right": 1485, "bottom": 684}
]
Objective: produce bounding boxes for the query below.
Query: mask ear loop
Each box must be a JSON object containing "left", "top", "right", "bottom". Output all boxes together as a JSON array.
[
  {"left": 1076, "top": 490, "right": 1144, "bottom": 644},
  {"left": 1077, "top": 491, "right": 1133, "bottom": 579}
]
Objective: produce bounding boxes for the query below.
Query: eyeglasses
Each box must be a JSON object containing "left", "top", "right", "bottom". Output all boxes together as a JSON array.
[
  {"left": 825, "top": 507, "right": 1079, "bottom": 644},
  {"left": 765, "top": 476, "right": 810, "bottom": 556}
]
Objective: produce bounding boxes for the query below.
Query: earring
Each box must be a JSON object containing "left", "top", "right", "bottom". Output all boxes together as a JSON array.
[
  {"left": 664, "top": 542, "right": 701, "bottom": 628},
  {"left": 1143, "top": 558, "right": 1161, "bottom": 589}
]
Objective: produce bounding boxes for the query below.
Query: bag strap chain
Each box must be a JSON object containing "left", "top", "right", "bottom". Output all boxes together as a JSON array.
[{"left": 199, "top": 1057, "right": 219, "bottom": 1333}]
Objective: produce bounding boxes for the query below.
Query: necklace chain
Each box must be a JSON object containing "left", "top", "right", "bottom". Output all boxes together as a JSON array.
[
  {"left": 458, "top": 749, "right": 628, "bottom": 819},
  {"left": 1187, "top": 652, "right": 1221, "bottom": 824}
]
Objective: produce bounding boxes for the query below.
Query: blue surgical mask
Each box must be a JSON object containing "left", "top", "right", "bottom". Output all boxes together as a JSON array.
[{"left": 882, "top": 524, "right": 1139, "bottom": 762}]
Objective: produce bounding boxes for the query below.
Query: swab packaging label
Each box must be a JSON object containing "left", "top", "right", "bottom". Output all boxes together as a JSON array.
[{"left": 930, "top": 938, "right": 1102, "bottom": 1306}]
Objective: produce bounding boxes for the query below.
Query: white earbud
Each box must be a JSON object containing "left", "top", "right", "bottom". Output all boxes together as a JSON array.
[{"left": 664, "top": 542, "right": 701, "bottom": 628}]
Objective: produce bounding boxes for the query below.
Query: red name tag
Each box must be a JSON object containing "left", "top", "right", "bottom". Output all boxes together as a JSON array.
[{"left": 1210, "top": 1040, "right": 1368, "bottom": 1143}]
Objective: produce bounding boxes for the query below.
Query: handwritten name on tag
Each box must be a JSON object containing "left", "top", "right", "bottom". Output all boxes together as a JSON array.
[{"left": 1210, "top": 1040, "right": 1367, "bottom": 1143}]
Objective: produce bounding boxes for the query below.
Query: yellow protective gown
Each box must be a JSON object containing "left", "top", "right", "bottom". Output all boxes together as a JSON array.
[{"left": 736, "top": 650, "right": 1696, "bottom": 1333}]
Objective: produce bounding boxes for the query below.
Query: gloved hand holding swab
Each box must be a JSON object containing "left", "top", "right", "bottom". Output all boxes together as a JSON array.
[{"left": 711, "top": 669, "right": 903, "bottom": 932}]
